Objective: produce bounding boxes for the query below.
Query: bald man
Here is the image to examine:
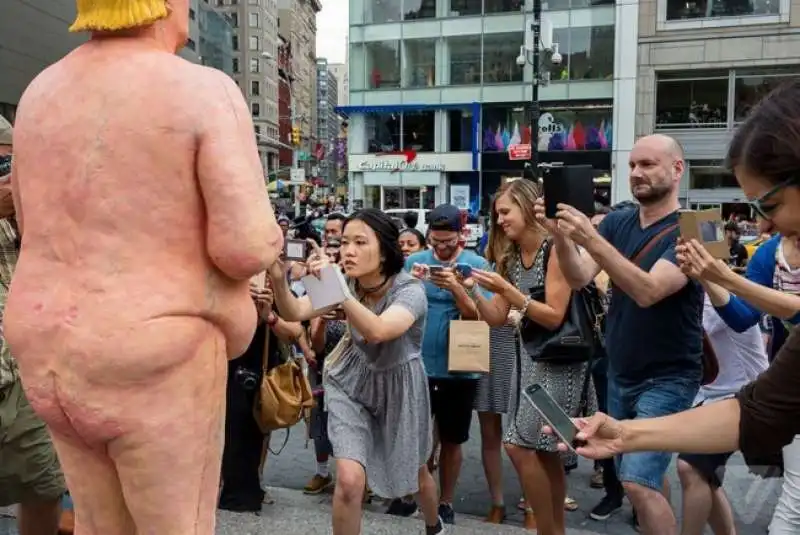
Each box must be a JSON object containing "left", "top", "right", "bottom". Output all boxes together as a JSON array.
[
  {"left": 6, "top": 1, "right": 282, "bottom": 534},
  {"left": 534, "top": 134, "right": 703, "bottom": 535}
]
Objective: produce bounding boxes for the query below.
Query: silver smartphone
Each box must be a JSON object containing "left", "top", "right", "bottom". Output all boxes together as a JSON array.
[{"left": 522, "top": 383, "right": 586, "bottom": 452}]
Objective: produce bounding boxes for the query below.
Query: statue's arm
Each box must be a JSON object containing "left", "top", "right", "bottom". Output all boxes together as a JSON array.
[{"left": 196, "top": 69, "right": 282, "bottom": 280}]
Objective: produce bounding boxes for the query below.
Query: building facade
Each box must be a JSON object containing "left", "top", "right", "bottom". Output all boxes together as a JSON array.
[
  {"left": 317, "top": 59, "right": 341, "bottom": 185},
  {"left": 278, "top": 34, "right": 295, "bottom": 178},
  {"left": 329, "top": 62, "right": 350, "bottom": 106},
  {"left": 634, "top": 0, "right": 800, "bottom": 212},
  {"left": 197, "top": 1, "right": 236, "bottom": 77},
  {"left": 341, "top": 0, "right": 635, "bottom": 212},
  {"left": 210, "top": 0, "right": 280, "bottom": 174}
]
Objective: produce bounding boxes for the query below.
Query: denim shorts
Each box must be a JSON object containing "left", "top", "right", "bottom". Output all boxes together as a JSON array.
[{"left": 608, "top": 375, "right": 699, "bottom": 491}]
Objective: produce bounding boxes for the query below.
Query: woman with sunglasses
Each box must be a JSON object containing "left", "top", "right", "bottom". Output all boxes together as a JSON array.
[{"left": 548, "top": 80, "right": 800, "bottom": 496}]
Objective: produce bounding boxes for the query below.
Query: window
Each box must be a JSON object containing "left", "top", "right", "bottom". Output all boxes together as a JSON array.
[
  {"left": 666, "top": 0, "right": 779, "bottom": 21},
  {"left": 538, "top": 105, "right": 613, "bottom": 150},
  {"left": 689, "top": 162, "right": 740, "bottom": 189},
  {"left": 567, "top": 26, "right": 614, "bottom": 81},
  {"left": 189, "top": 8, "right": 196, "bottom": 19},
  {"left": 255, "top": 125, "right": 262, "bottom": 137},
  {"left": 448, "top": 109, "right": 475, "bottom": 152},
  {"left": 249, "top": 12, "right": 259, "bottom": 26},
  {"left": 364, "top": 0, "right": 402, "bottom": 23},
  {"left": 249, "top": 0, "right": 259, "bottom": 4},
  {"left": 366, "top": 113, "right": 401, "bottom": 152},
  {"left": 404, "top": 0, "right": 437, "bottom": 19},
  {"left": 232, "top": 58, "right": 240, "bottom": 73},
  {"left": 449, "top": 35, "right": 481, "bottom": 85},
  {"left": 735, "top": 68, "right": 800, "bottom": 122},
  {"left": 404, "top": 39, "right": 436, "bottom": 88},
  {"left": 483, "top": 33, "right": 523, "bottom": 84},
  {"left": 365, "top": 41, "right": 401, "bottom": 89},
  {"left": 485, "top": 0, "right": 523, "bottom": 14},
  {"left": 656, "top": 71, "right": 728, "bottom": 128},
  {"left": 403, "top": 112, "right": 435, "bottom": 152},
  {"left": 250, "top": 36, "right": 259, "bottom": 50},
  {"left": 232, "top": 35, "right": 239, "bottom": 51},
  {"left": 449, "top": 0, "right": 482, "bottom": 16},
  {"left": 549, "top": 28, "right": 570, "bottom": 81},
  {"left": 231, "top": 0, "right": 237, "bottom": 4},
  {"left": 252, "top": 102, "right": 261, "bottom": 117},
  {"left": 252, "top": 80, "right": 261, "bottom": 96},
  {"left": 186, "top": 38, "right": 196, "bottom": 50},
  {"left": 250, "top": 58, "right": 260, "bottom": 73},
  {"left": 230, "top": 12, "right": 238, "bottom": 27},
  {"left": 482, "top": 104, "right": 527, "bottom": 151}
]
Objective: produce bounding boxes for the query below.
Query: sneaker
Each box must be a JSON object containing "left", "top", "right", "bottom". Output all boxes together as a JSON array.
[
  {"left": 590, "top": 467, "right": 604, "bottom": 489},
  {"left": 386, "top": 497, "right": 418, "bottom": 517},
  {"left": 303, "top": 474, "right": 333, "bottom": 495},
  {"left": 438, "top": 503, "right": 455, "bottom": 525},
  {"left": 426, "top": 517, "right": 445, "bottom": 535},
  {"left": 589, "top": 495, "right": 623, "bottom": 521}
]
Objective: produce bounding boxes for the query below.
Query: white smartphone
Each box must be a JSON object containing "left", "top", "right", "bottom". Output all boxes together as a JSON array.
[{"left": 522, "top": 383, "right": 586, "bottom": 452}]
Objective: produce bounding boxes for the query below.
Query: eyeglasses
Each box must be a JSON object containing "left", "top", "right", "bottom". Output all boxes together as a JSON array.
[
  {"left": 428, "top": 236, "right": 459, "bottom": 247},
  {"left": 749, "top": 176, "right": 799, "bottom": 220}
]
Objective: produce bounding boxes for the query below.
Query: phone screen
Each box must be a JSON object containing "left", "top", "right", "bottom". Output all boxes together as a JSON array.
[
  {"left": 428, "top": 265, "right": 446, "bottom": 275},
  {"left": 522, "top": 383, "right": 585, "bottom": 450},
  {"left": 454, "top": 263, "right": 473, "bottom": 278},
  {"left": 284, "top": 239, "right": 307, "bottom": 261}
]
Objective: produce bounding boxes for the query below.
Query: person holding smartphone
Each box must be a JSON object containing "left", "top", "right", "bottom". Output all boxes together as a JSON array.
[{"left": 268, "top": 209, "right": 443, "bottom": 535}]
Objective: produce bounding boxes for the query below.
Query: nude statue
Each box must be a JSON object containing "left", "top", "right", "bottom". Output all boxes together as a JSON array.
[{"left": 4, "top": 1, "right": 283, "bottom": 533}]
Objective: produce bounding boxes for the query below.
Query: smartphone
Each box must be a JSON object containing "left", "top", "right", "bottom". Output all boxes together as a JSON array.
[
  {"left": 542, "top": 164, "right": 596, "bottom": 219},
  {"left": 284, "top": 239, "right": 308, "bottom": 261},
  {"left": 454, "top": 263, "right": 473, "bottom": 278},
  {"left": 522, "top": 383, "right": 586, "bottom": 451},
  {"left": 428, "top": 265, "right": 447, "bottom": 275}
]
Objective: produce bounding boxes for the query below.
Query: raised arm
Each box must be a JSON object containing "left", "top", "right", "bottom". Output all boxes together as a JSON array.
[
  {"left": 552, "top": 234, "right": 601, "bottom": 290},
  {"left": 196, "top": 69, "right": 282, "bottom": 280}
]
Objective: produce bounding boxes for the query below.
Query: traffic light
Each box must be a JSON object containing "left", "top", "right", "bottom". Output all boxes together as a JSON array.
[{"left": 291, "top": 126, "right": 300, "bottom": 146}]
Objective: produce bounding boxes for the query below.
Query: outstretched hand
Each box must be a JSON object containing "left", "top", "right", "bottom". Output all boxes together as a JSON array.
[
  {"left": 543, "top": 412, "right": 627, "bottom": 459},
  {"left": 306, "top": 239, "right": 331, "bottom": 278}
]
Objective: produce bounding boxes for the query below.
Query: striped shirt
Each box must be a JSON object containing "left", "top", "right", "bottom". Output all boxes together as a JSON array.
[
  {"left": 773, "top": 240, "right": 800, "bottom": 332},
  {"left": 0, "top": 218, "right": 18, "bottom": 389}
]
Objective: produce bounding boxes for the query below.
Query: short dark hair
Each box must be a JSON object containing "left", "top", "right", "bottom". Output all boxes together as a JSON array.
[
  {"left": 727, "top": 79, "right": 800, "bottom": 188},
  {"left": 344, "top": 208, "right": 405, "bottom": 277},
  {"left": 327, "top": 212, "right": 346, "bottom": 223}
]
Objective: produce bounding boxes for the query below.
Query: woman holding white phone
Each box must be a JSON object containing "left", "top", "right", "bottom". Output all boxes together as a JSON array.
[{"left": 268, "top": 209, "right": 443, "bottom": 535}]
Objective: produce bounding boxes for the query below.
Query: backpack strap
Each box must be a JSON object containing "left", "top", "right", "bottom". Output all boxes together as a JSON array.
[{"left": 631, "top": 223, "right": 680, "bottom": 265}]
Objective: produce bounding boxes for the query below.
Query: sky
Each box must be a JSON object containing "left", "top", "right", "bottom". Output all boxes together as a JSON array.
[{"left": 316, "top": 0, "right": 349, "bottom": 64}]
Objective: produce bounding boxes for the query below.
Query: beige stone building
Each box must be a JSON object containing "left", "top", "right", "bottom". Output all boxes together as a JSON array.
[
  {"left": 634, "top": 0, "right": 800, "bottom": 208},
  {"left": 279, "top": 0, "right": 322, "bottom": 167}
]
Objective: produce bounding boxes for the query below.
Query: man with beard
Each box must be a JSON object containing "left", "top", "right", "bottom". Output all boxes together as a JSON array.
[
  {"left": 405, "top": 203, "right": 489, "bottom": 524},
  {"left": 534, "top": 134, "right": 703, "bottom": 535}
]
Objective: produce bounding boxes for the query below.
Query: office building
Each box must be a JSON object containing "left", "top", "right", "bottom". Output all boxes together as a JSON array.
[
  {"left": 339, "top": 0, "right": 628, "bottom": 212},
  {"left": 329, "top": 62, "right": 350, "bottom": 107},
  {"left": 634, "top": 0, "right": 800, "bottom": 212},
  {"left": 317, "top": 58, "right": 341, "bottom": 185}
]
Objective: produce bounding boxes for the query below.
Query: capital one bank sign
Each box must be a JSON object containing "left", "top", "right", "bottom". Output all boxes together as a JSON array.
[{"left": 357, "top": 150, "right": 445, "bottom": 173}]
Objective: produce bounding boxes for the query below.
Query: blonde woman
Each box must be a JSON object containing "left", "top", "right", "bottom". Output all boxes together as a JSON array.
[{"left": 460, "top": 179, "right": 593, "bottom": 535}]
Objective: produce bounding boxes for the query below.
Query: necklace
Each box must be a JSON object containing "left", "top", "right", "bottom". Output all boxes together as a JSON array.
[{"left": 359, "top": 276, "right": 389, "bottom": 294}]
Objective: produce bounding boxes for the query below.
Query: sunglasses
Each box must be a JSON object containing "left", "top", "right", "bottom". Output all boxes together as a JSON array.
[{"left": 749, "top": 176, "right": 800, "bottom": 220}]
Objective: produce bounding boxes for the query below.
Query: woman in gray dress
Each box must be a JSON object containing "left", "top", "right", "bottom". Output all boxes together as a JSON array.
[
  {"left": 269, "top": 208, "right": 443, "bottom": 535},
  {"left": 459, "top": 179, "right": 593, "bottom": 535}
]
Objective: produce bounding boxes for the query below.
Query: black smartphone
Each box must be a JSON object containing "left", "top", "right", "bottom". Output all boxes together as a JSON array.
[
  {"left": 284, "top": 239, "right": 308, "bottom": 261},
  {"left": 542, "top": 164, "right": 596, "bottom": 219},
  {"left": 522, "top": 383, "right": 586, "bottom": 451},
  {"left": 428, "top": 265, "right": 447, "bottom": 275}
]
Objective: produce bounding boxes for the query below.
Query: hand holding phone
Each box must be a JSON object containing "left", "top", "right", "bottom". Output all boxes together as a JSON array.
[
  {"left": 284, "top": 239, "right": 308, "bottom": 261},
  {"left": 542, "top": 165, "right": 595, "bottom": 219},
  {"left": 522, "top": 383, "right": 587, "bottom": 451},
  {"left": 454, "top": 263, "right": 473, "bottom": 279}
]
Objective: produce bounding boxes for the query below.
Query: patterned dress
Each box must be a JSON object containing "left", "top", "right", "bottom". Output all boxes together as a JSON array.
[
  {"left": 474, "top": 324, "right": 516, "bottom": 414},
  {"left": 503, "top": 244, "right": 596, "bottom": 457}
]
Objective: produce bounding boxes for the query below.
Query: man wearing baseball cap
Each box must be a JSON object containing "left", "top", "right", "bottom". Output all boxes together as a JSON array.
[
  {"left": 0, "top": 114, "right": 67, "bottom": 534},
  {"left": 403, "top": 203, "right": 491, "bottom": 524}
]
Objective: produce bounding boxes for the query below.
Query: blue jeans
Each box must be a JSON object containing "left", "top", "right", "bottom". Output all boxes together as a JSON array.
[{"left": 608, "top": 375, "right": 699, "bottom": 491}]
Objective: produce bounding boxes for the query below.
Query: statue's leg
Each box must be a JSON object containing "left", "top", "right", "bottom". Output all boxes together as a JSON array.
[
  {"left": 111, "top": 332, "right": 227, "bottom": 535},
  {"left": 49, "top": 432, "right": 135, "bottom": 535}
]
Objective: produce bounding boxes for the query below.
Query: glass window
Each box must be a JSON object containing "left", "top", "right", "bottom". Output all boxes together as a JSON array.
[
  {"left": 404, "top": 39, "right": 437, "bottom": 88},
  {"left": 735, "top": 69, "right": 800, "bottom": 122},
  {"left": 365, "top": 41, "right": 401, "bottom": 89},
  {"left": 249, "top": 12, "right": 259, "bottom": 26},
  {"left": 252, "top": 102, "right": 261, "bottom": 116},
  {"left": 545, "top": 0, "right": 570, "bottom": 10},
  {"left": 449, "top": 0, "right": 482, "bottom": 16},
  {"left": 251, "top": 80, "right": 260, "bottom": 96},
  {"left": 538, "top": 106, "right": 613, "bottom": 151},
  {"left": 569, "top": 0, "right": 613, "bottom": 8},
  {"left": 485, "top": 0, "right": 523, "bottom": 14},
  {"left": 403, "top": 111, "right": 435, "bottom": 152},
  {"left": 364, "top": 0, "right": 403, "bottom": 23},
  {"left": 690, "top": 163, "right": 740, "bottom": 189},
  {"left": 366, "top": 113, "right": 401, "bottom": 152},
  {"left": 568, "top": 26, "right": 614, "bottom": 81},
  {"left": 483, "top": 33, "right": 524, "bottom": 84},
  {"left": 232, "top": 35, "right": 239, "bottom": 51},
  {"left": 549, "top": 28, "right": 570, "bottom": 82},
  {"left": 448, "top": 109, "right": 475, "bottom": 152},
  {"left": 250, "top": 36, "right": 259, "bottom": 50},
  {"left": 656, "top": 72, "right": 728, "bottom": 128},
  {"left": 364, "top": 186, "right": 381, "bottom": 209},
  {"left": 233, "top": 58, "right": 239, "bottom": 73},
  {"left": 405, "top": 0, "right": 437, "bottom": 19},
  {"left": 449, "top": 36, "right": 482, "bottom": 85},
  {"left": 250, "top": 58, "right": 260, "bottom": 73},
  {"left": 482, "top": 104, "right": 527, "bottom": 152},
  {"left": 666, "top": 0, "right": 779, "bottom": 21}
]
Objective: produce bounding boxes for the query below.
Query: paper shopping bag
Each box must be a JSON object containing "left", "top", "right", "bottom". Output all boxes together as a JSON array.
[{"left": 448, "top": 320, "right": 490, "bottom": 373}]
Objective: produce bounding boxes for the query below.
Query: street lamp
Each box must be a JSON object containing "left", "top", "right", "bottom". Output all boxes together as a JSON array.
[{"left": 516, "top": 3, "right": 561, "bottom": 181}]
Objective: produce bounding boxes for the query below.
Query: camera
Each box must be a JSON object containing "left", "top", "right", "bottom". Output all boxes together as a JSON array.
[{"left": 235, "top": 367, "right": 260, "bottom": 391}]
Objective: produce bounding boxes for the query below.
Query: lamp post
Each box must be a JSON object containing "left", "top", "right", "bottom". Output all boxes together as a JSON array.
[{"left": 516, "top": 3, "right": 561, "bottom": 182}]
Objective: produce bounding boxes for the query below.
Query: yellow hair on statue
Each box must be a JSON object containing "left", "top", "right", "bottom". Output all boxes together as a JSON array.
[{"left": 69, "top": 0, "right": 169, "bottom": 33}]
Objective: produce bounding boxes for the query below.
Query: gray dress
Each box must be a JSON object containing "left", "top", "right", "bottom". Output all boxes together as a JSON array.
[
  {"left": 503, "top": 244, "right": 596, "bottom": 460},
  {"left": 324, "top": 271, "right": 432, "bottom": 498}
]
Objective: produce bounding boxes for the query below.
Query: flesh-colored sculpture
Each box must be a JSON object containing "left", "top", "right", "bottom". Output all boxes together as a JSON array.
[{"left": 5, "top": 1, "right": 283, "bottom": 533}]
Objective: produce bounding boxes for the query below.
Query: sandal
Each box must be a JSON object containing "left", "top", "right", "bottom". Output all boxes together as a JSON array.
[{"left": 564, "top": 496, "right": 578, "bottom": 511}]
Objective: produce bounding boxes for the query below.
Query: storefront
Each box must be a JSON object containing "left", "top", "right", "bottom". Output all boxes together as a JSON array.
[{"left": 480, "top": 102, "right": 614, "bottom": 208}]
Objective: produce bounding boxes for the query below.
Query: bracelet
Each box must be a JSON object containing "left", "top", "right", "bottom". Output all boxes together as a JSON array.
[{"left": 519, "top": 295, "right": 532, "bottom": 317}]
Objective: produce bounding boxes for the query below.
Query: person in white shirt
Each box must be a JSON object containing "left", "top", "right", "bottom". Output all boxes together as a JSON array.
[{"left": 676, "top": 293, "right": 769, "bottom": 535}]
